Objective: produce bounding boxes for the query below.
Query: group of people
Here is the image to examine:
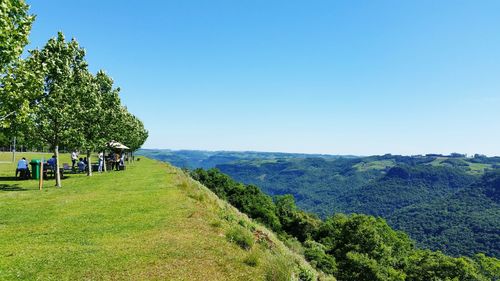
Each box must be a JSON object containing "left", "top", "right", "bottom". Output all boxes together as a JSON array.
[
  {"left": 71, "top": 151, "right": 92, "bottom": 173},
  {"left": 15, "top": 155, "right": 58, "bottom": 180},
  {"left": 15, "top": 150, "right": 126, "bottom": 180},
  {"left": 72, "top": 150, "right": 125, "bottom": 172},
  {"left": 107, "top": 151, "right": 126, "bottom": 171}
]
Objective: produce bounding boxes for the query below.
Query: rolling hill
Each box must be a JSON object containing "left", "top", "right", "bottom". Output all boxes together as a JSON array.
[{"left": 139, "top": 150, "right": 500, "bottom": 257}]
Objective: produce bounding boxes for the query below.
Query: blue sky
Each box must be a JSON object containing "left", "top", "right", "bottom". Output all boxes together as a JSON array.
[{"left": 25, "top": 1, "right": 500, "bottom": 155}]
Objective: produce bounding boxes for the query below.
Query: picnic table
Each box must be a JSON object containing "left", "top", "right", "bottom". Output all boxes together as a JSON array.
[{"left": 43, "top": 164, "right": 64, "bottom": 179}]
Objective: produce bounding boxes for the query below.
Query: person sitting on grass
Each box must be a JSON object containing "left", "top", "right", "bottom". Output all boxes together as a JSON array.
[
  {"left": 78, "top": 158, "right": 86, "bottom": 173},
  {"left": 16, "top": 157, "right": 29, "bottom": 179}
]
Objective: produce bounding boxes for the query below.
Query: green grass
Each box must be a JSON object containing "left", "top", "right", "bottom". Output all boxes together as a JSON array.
[
  {"left": 466, "top": 161, "right": 492, "bottom": 175},
  {"left": 353, "top": 160, "right": 395, "bottom": 171},
  {"left": 0, "top": 153, "right": 320, "bottom": 280}
]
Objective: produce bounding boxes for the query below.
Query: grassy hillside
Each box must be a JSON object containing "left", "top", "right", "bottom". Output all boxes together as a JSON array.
[{"left": 0, "top": 153, "right": 322, "bottom": 280}]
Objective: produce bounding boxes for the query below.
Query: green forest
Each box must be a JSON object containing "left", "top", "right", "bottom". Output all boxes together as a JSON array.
[{"left": 190, "top": 168, "right": 500, "bottom": 281}]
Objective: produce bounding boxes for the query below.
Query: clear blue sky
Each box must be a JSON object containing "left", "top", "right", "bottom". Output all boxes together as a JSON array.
[{"left": 25, "top": 1, "right": 500, "bottom": 156}]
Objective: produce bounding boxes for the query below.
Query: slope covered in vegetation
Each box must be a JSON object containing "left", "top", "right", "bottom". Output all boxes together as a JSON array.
[
  {"left": 215, "top": 155, "right": 500, "bottom": 257},
  {"left": 0, "top": 153, "right": 322, "bottom": 280},
  {"left": 190, "top": 167, "right": 500, "bottom": 281},
  {"left": 139, "top": 150, "right": 500, "bottom": 257}
]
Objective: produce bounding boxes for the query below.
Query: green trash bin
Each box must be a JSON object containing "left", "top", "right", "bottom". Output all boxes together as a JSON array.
[{"left": 30, "top": 159, "right": 41, "bottom": 180}]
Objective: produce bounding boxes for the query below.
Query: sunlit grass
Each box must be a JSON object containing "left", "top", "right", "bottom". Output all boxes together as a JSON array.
[{"left": 1, "top": 154, "right": 302, "bottom": 280}]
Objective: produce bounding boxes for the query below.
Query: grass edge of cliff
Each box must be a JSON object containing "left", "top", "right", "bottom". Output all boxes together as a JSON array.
[{"left": 0, "top": 153, "right": 330, "bottom": 281}]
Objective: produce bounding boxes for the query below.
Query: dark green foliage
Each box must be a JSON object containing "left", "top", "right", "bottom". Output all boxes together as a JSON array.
[
  {"left": 298, "top": 266, "right": 316, "bottom": 281},
  {"left": 316, "top": 214, "right": 413, "bottom": 281},
  {"left": 0, "top": 130, "right": 9, "bottom": 147},
  {"left": 405, "top": 250, "right": 490, "bottom": 281},
  {"left": 474, "top": 253, "right": 500, "bottom": 280},
  {"left": 275, "top": 195, "right": 321, "bottom": 242},
  {"left": 303, "top": 240, "right": 337, "bottom": 275},
  {"left": 390, "top": 171, "right": 500, "bottom": 257},
  {"left": 191, "top": 168, "right": 282, "bottom": 231}
]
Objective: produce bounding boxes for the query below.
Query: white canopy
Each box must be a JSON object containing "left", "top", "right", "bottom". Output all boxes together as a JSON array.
[{"left": 108, "top": 141, "right": 129, "bottom": 150}]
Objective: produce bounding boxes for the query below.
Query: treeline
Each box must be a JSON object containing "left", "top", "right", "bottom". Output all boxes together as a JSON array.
[
  {"left": 1, "top": 1, "right": 148, "bottom": 186},
  {"left": 190, "top": 168, "right": 500, "bottom": 281}
]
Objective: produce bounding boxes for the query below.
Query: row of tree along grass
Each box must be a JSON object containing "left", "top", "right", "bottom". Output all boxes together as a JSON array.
[
  {"left": 1, "top": 1, "right": 148, "bottom": 187},
  {"left": 190, "top": 168, "right": 500, "bottom": 281}
]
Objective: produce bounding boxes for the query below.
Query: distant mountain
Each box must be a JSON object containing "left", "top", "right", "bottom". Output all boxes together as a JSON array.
[
  {"left": 137, "top": 149, "right": 346, "bottom": 169},
  {"left": 139, "top": 150, "right": 500, "bottom": 257}
]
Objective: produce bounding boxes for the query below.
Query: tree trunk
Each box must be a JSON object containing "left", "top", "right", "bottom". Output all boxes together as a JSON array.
[
  {"left": 87, "top": 150, "right": 92, "bottom": 176},
  {"left": 55, "top": 145, "right": 61, "bottom": 187},
  {"left": 103, "top": 151, "right": 107, "bottom": 172},
  {"left": 12, "top": 137, "right": 16, "bottom": 163}
]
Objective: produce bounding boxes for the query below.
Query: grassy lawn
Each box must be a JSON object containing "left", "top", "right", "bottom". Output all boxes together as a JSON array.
[{"left": 0, "top": 153, "right": 301, "bottom": 280}]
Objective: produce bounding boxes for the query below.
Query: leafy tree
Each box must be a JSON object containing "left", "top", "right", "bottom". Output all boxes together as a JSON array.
[
  {"left": 0, "top": 51, "right": 43, "bottom": 131},
  {"left": 191, "top": 168, "right": 281, "bottom": 231},
  {"left": 0, "top": 0, "right": 34, "bottom": 128},
  {"left": 405, "top": 250, "right": 490, "bottom": 281},
  {"left": 116, "top": 108, "right": 148, "bottom": 154},
  {"left": 315, "top": 214, "right": 413, "bottom": 281},
  {"left": 0, "top": 0, "right": 34, "bottom": 71},
  {"left": 303, "top": 240, "right": 337, "bottom": 275},
  {"left": 275, "top": 195, "right": 321, "bottom": 241},
  {"left": 72, "top": 69, "right": 101, "bottom": 176},
  {"left": 25, "top": 32, "right": 87, "bottom": 187},
  {"left": 92, "top": 70, "right": 121, "bottom": 170},
  {"left": 474, "top": 253, "right": 500, "bottom": 280}
]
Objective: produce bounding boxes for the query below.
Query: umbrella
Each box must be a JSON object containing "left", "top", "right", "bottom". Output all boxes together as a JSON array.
[{"left": 108, "top": 141, "right": 129, "bottom": 150}]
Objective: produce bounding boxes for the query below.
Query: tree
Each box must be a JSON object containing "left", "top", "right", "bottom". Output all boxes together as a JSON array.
[
  {"left": 0, "top": 0, "right": 34, "bottom": 71},
  {"left": 1, "top": 0, "right": 35, "bottom": 128},
  {"left": 116, "top": 108, "right": 148, "bottom": 152},
  {"left": 275, "top": 195, "right": 321, "bottom": 241},
  {"left": 315, "top": 214, "right": 413, "bottom": 281},
  {"left": 26, "top": 32, "right": 88, "bottom": 187},
  {"left": 405, "top": 250, "right": 490, "bottom": 281},
  {"left": 72, "top": 69, "right": 101, "bottom": 176}
]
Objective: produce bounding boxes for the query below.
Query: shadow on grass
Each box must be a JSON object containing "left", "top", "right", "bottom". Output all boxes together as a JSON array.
[
  {"left": 0, "top": 176, "right": 22, "bottom": 181},
  {"left": 0, "top": 184, "right": 28, "bottom": 192}
]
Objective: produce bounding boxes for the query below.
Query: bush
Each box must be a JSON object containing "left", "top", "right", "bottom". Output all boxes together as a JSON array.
[
  {"left": 243, "top": 250, "right": 260, "bottom": 267},
  {"left": 298, "top": 265, "right": 316, "bottom": 281},
  {"left": 304, "top": 240, "right": 337, "bottom": 275},
  {"left": 264, "top": 255, "right": 294, "bottom": 281},
  {"left": 283, "top": 236, "right": 305, "bottom": 255},
  {"left": 209, "top": 220, "right": 222, "bottom": 228},
  {"left": 226, "top": 226, "right": 254, "bottom": 250}
]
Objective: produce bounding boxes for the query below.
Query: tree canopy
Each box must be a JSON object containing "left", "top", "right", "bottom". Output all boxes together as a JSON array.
[{"left": 1, "top": 3, "right": 148, "bottom": 186}]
